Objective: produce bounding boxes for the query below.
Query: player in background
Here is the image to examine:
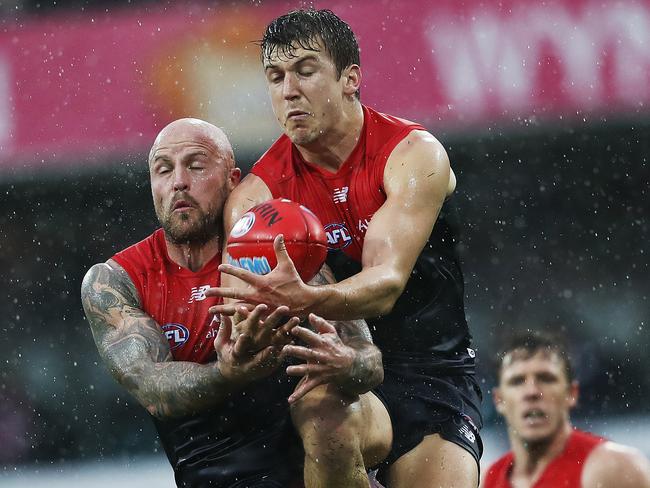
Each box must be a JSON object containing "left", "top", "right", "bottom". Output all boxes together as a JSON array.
[
  {"left": 81, "top": 118, "right": 383, "bottom": 487},
  {"left": 209, "top": 9, "right": 482, "bottom": 488},
  {"left": 482, "top": 331, "right": 650, "bottom": 488}
]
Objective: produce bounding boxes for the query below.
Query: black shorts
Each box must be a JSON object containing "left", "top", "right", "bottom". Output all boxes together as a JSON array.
[
  {"left": 158, "top": 367, "right": 304, "bottom": 488},
  {"left": 371, "top": 367, "right": 483, "bottom": 475},
  {"left": 170, "top": 413, "right": 304, "bottom": 488}
]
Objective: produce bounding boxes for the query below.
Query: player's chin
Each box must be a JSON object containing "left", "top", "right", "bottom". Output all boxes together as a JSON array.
[
  {"left": 165, "top": 220, "right": 212, "bottom": 244},
  {"left": 287, "top": 127, "right": 316, "bottom": 146},
  {"left": 519, "top": 427, "right": 555, "bottom": 445}
]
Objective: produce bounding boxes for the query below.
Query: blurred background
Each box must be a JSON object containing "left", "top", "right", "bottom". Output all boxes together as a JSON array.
[{"left": 1, "top": 0, "right": 648, "bottom": 485}]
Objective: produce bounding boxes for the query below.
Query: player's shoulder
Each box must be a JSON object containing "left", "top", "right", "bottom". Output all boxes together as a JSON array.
[
  {"left": 110, "top": 230, "right": 163, "bottom": 274},
  {"left": 252, "top": 134, "right": 293, "bottom": 172},
  {"left": 364, "top": 105, "right": 432, "bottom": 158},
  {"left": 481, "top": 452, "right": 514, "bottom": 487},
  {"left": 81, "top": 259, "right": 139, "bottom": 306},
  {"left": 226, "top": 174, "right": 274, "bottom": 225},
  {"left": 82, "top": 232, "right": 157, "bottom": 305},
  {"left": 384, "top": 129, "right": 450, "bottom": 188},
  {"left": 365, "top": 104, "right": 421, "bottom": 130},
  {"left": 390, "top": 128, "right": 447, "bottom": 160},
  {"left": 582, "top": 441, "right": 650, "bottom": 487}
]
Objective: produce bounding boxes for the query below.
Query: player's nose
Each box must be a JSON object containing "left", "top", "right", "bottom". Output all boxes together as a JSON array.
[
  {"left": 173, "top": 168, "right": 190, "bottom": 191},
  {"left": 522, "top": 378, "right": 543, "bottom": 398},
  {"left": 283, "top": 73, "right": 300, "bottom": 100}
]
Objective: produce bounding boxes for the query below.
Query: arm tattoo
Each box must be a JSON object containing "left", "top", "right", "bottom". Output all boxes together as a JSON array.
[
  {"left": 81, "top": 261, "right": 231, "bottom": 418},
  {"left": 335, "top": 319, "right": 384, "bottom": 395},
  {"left": 309, "top": 265, "right": 384, "bottom": 393}
]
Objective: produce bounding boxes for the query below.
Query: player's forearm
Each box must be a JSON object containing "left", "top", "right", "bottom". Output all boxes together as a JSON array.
[
  {"left": 335, "top": 341, "right": 383, "bottom": 395},
  {"left": 109, "top": 358, "right": 234, "bottom": 419},
  {"left": 309, "top": 266, "right": 404, "bottom": 320}
]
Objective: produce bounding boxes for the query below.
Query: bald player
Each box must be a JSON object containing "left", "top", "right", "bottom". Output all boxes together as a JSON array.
[{"left": 81, "top": 118, "right": 382, "bottom": 487}]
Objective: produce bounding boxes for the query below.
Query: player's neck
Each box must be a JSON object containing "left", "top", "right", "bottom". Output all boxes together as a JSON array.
[
  {"left": 164, "top": 234, "right": 221, "bottom": 272},
  {"left": 295, "top": 101, "right": 363, "bottom": 172},
  {"left": 510, "top": 422, "right": 573, "bottom": 485}
]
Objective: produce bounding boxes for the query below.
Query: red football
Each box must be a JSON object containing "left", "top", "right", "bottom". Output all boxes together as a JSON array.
[{"left": 226, "top": 198, "right": 328, "bottom": 282}]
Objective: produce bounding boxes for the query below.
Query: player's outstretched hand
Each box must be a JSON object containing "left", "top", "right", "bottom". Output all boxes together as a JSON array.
[
  {"left": 232, "top": 304, "right": 300, "bottom": 356},
  {"left": 207, "top": 235, "right": 317, "bottom": 317},
  {"left": 283, "top": 313, "right": 357, "bottom": 404},
  {"left": 214, "top": 304, "right": 298, "bottom": 386}
]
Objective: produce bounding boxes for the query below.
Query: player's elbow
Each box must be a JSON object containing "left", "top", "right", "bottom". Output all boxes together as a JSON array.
[
  {"left": 370, "top": 352, "right": 384, "bottom": 389},
  {"left": 375, "top": 275, "right": 405, "bottom": 315},
  {"left": 108, "top": 364, "right": 175, "bottom": 419}
]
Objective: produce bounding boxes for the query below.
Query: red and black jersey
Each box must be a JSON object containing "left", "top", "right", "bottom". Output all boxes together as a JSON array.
[
  {"left": 252, "top": 105, "right": 475, "bottom": 371},
  {"left": 112, "top": 228, "right": 221, "bottom": 363},
  {"left": 483, "top": 429, "right": 605, "bottom": 488},
  {"left": 252, "top": 106, "right": 425, "bottom": 262},
  {"left": 111, "top": 229, "right": 301, "bottom": 487}
]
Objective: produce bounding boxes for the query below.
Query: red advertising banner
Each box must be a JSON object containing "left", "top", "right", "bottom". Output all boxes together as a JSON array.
[{"left": 1, "top": 0, "right": 649, "bottom": 170}]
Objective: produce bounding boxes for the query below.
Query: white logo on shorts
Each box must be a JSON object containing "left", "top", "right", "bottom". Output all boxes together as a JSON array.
[{"left": 460, "top": 424, "right": 476, "bottom": 444}]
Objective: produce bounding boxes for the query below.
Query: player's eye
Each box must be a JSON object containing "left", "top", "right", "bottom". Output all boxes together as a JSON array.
[{"left": 537, "top": 372, "right": 558, "bottom": 383}]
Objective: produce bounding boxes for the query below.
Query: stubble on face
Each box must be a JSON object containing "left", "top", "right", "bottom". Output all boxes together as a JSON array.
[
  {"left": 284, "top": 119, "right": 321, "bottom": 146},
  {"left": 155, "top": 185, "right": 227, "bottom": 246}
]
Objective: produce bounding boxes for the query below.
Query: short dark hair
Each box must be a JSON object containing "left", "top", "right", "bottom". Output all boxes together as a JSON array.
[
  {"left": 260, "top": 9, "right": 360, "bottom": 97},
  {"left": 496, "top": 330, "right": 574, "bottom": 383}
]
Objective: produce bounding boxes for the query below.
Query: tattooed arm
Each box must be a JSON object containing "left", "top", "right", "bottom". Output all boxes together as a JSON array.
[
  {"left": 81, "top": 259, "right": 285, "bottom": 419},
  {"left": 282, "top": 266, "right": 384, "bottom": 403}
]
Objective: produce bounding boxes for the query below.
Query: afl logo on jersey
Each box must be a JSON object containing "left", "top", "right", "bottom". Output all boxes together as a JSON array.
[
  {"left": 230, "top": 212, "right": 255, "bottom": 238},
  {"left": 324, "top": 223, "right": 352, "bottom": 250},
  {"left": 162, "top": 323, "right": 190, "bottom": 349}
]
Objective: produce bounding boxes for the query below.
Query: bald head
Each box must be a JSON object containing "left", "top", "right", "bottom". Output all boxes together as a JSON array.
[
  {"left": 148, "top": 117, "right": 241, "bottom": 246},
  {"left": 149, "top": 118, "right": 234, "bottom": 168}
]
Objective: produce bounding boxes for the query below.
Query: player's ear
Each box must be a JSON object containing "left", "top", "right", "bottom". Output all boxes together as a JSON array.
[
  {"left": 493, "top": 386, "right": 506, "bottom": 414},
  {"left": 229, "top": 168, "right": 242, "bottom": 190},
  {"left": 342, "top": 64, "right": 361, "bottom": 97}
]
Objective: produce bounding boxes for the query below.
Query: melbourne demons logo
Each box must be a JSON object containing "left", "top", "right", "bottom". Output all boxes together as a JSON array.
[
  {"left": 324, "top": 223, "right": 352, "bottom": 250},
  {"left": 162, "top": 323, "right": 190, "bottom": 349}
]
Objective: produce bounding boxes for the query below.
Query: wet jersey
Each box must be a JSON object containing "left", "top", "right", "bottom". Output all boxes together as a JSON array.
[
  {"left": 251, "top": 104, "right": 475, "bottom": 373},
  {"left": 483, "top": 430, "right": 605, "bottom": 488},
  {"left": 112, "top": 229, "right": 301, "bottom": 487},
  {"left": 113, "top": 228, "right": 221, "bottom": 363}
]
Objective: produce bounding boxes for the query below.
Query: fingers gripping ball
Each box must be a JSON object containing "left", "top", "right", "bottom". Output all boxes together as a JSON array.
[{"left": 227, "top": 198, "right": 328, "bottom": 282}]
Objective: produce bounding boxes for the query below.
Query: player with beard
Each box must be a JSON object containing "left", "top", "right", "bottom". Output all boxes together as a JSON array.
[
  {"left": 483, "top": 331, "right": 650, "bottom": 488},
  {"left": 81, "top": 118, "right": 383, "bottom": 487}
]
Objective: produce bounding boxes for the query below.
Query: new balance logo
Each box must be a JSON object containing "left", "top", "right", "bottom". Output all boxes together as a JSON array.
[
  {"left": 333, "top": 187, "right": 349, "bottom": 203},
  {"left": 460, "top": 424, "right": 476, "bottom": 444},
  {"left": 189, "top": 285, "right": 210, "bottom": 303}
]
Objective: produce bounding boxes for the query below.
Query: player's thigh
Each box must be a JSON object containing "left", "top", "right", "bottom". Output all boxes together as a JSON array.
[
  {"left": 290, "top": 385, "right": 392, "bottom": 466},
  {"left": 386, "top": 433, "right": 478, "bottom": 488},
  {"left": 358, "top": 391, "right": 393, "bottom": 468}
]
